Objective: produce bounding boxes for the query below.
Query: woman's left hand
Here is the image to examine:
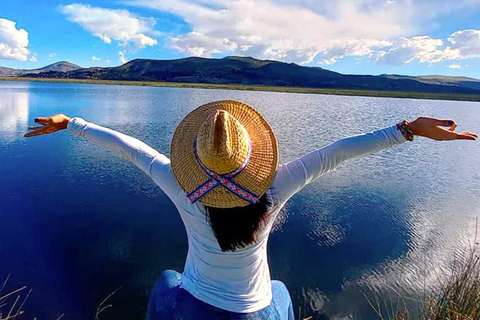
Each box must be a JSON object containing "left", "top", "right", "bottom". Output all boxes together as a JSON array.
[{"left": 409, "top": 117, "right": 477, "bottom": 141}]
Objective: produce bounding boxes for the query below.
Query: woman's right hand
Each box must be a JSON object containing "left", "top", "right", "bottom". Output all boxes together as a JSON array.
[{"left": 24, "top": 114, "right": 71, "bottom": 138}]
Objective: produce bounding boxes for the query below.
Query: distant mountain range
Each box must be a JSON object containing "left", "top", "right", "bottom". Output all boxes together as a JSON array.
[
  {"left": 0, "top": 61, "right": 81, "bottom": 77},
  {"left": 1, "top": 56, "right": 480, "bottom": 95}
]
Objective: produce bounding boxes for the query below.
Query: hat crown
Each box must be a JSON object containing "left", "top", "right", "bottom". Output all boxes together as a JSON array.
[
  {"left": 196, "top": 110, "right": 250, "bottom": 174},
  {"left": 171, "top": 100, "right": 278, "bottom": 208}
]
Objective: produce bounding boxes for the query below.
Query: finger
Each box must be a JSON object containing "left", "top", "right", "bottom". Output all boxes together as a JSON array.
[
  {"left": 462, "top": 132, "right": 478, "bottom": 138},
  {"left": 24, "top": 131, "right": 43, "bottom": 138},
  {"left": 464, "top": 131, "right": 478, "bottom": 138},
  {"left": 28, "top": 126, "right": 44, "bottom": 130},
  {"left": 430, "top": 118, "right": 456, "bottom": 127},
  {"left": 449, "top": 131, "right": 478, "bottom": 140},
  {"left": 34, "top": 117, "right": 49, "bottom": 125},
  {"left": 435, "top": 126, "right": 460, "bottom": 140},
  {"left": 456, "top": 133, "right": 477, "bottom": 140},
  {"left": 24, "top": 126, "right": 49, "bottom": 138}
]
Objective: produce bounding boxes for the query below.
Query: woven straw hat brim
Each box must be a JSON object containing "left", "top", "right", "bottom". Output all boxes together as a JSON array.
[{"left": 171, "top": 100, "right": 278, "bottom": 208}]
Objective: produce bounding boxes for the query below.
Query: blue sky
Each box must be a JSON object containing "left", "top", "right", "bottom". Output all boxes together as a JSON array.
[{"left": 1, "top": 0, "right": 479, "bottom": 78}]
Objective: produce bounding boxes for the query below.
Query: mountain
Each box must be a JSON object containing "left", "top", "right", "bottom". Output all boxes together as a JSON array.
[
  {"left": 0, "top": 61, "right": 81, "bottom": 76},
  {"left": 2, "top": 56, "right": 480, "bottom": 95},
  {"left": 71, "top": 56, "right": 344, "bottom": 86},
  {"left": 380, "top": 74, "right": 480, "bottom": 91},
  {"left": 0, "top": 66, "right": 18, "bottom": 77}
]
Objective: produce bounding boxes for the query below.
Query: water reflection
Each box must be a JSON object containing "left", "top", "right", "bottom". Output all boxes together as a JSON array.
[
  {"left": 0, "top": 87, "right": 29, "bottom": 142},
  {"left": 0, "top": 81, "right": 479, "bottom": 320}
]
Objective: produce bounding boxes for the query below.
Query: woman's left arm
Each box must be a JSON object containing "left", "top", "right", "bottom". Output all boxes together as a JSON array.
[
  {"left": 271, "top": 117, "right": 477, "bottom": 204},
  {"left": 332, "top": 117, "right": 478, "bottom": 161}
]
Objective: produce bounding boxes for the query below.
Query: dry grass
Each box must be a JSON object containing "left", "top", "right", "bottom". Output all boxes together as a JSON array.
[
  {"left": 422, "top": 247, "right": 480, "bottom": 320},
  {"left": 0, "top": 274, "right": 31, "bottom": 320},
  {"left": 0, "top": 274, "right": 119, "bottom": 320},
  {"left": 95, "top": 286, "right": 122, "bottom": 320},
  {"left": 368, "top": 241, "right": 480, "bottom": 320}
]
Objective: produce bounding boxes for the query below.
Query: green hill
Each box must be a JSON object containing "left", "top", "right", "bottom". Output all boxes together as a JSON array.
[{"left": 4, "top": 56, "right": 480, "bottom": 95}]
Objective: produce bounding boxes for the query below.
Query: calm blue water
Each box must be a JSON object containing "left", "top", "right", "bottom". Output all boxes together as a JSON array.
[{"left": 1, "top": 81, "right": 479, "bottom": 320}]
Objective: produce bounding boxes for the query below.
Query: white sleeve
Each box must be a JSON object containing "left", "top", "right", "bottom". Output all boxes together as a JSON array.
[
  {"left": 67, "top": 117, "right": 181, "bottom": 200},
  {"left": 270, "top": 125, "right": 407, "bottom": 204}
]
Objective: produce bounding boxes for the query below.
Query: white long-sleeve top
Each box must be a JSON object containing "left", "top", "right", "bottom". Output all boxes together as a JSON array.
[{"left": 67, "top": 117, "right": 407, "bottom": 313}]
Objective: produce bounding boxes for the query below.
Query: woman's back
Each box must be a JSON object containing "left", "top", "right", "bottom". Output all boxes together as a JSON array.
[{"left": 167, "top": 180, "right": 283, "bottom": 312}]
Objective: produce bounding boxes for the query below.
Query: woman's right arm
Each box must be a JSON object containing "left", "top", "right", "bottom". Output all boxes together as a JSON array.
[
  {"left": 25, "top": 115, "right": 181, "bottom": 200},
  {"left": 271, "top": 117, "right": 477, "bottom": 204}
]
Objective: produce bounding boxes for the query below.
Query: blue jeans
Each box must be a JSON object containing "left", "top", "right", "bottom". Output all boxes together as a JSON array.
[{"left": 147, "top": 270, "right": 295, "bottom": 320}]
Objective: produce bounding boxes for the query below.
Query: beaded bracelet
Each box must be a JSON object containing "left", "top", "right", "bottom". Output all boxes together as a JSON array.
[{"left": 396, "top": 120, "right": 414, "bottom": 141}]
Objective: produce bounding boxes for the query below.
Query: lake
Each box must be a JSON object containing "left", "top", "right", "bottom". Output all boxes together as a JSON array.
[{"left": 1, "top": 80, "right": 479, "bottom": 320}]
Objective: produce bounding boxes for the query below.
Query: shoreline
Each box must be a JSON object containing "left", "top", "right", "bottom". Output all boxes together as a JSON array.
[{"left": 2, "top": 76, "right": 480, "bottom": 102}]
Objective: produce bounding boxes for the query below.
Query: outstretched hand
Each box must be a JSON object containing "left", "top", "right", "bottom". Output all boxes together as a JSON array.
[
  {"left": 24, "top": 114, "right": 71, "bottom": 138},
  {"left": 409, "top": 117, "right": 477, "bottom": 141}
]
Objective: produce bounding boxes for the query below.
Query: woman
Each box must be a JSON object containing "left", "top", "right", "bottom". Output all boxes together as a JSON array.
[{"left": 25, "top": 100, "right": 477, "bottom": 320}]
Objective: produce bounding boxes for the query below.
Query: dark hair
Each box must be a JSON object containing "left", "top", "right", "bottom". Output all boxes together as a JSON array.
[{"left": 206, "top": 193, "right": 272, "bottom": 252}]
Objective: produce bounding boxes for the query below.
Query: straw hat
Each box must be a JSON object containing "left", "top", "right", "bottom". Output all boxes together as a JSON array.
[{"left": 171, "top": 100, "right": 278, "bottom": 208}]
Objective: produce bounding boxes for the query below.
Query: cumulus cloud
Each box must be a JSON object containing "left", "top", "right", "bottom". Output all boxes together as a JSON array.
[
  {"left": 91, "top": 56, "right": 101, "bottom": 61},
  {"left": 374, "top": 36, "right": 446, "bottom": 65},
  {"left": 373, "top": 30, "right": 480, "bottom": 65},
  {"left": 0, "top": 18, "right": 29, "bottom": 61},
  {"left": 123, "top": 0, "right": 480, "bottom": 67},
  {"left": 448, "top": 29, "right": 480, "bottom": 59},
  {"left": 127, "top": 0, "right": 411, "bottom": 64},
  {"left": 61, "top": 3, "right": 157, "bottom": 60},
  {"left": 448, "top": 64, "right": 461, "bottom": 69},
  {"left": 319, "top": 39, "right": 392, "bottom": 65}
]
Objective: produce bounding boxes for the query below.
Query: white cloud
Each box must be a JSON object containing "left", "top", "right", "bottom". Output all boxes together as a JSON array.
[
  {"left": 123, "top": 0, "right": 480, "bottom": 66},
  {"left": 119, "top": 51, "right": 127, "bottom": 64},
  {"left": 61, "top": 3, "right": 158, "bottom": 60},
  {"left": 448, "top": 64, "right": 461, "bottom": 69},
  {"left": 374, "top": 36, "right": 447, "bottom": 65},
  {"left": 91, "top": 56, "right": 101, "bottom": 61},
  {"left": 49, "top": 52, "right": 56, "bottom": 57},
  {"left": 127, "top": 0, "right": 411, "bottom": 64},
  {"left": 448, "top": 29, "right": 480, "bottom": 59},
  {"left": 373, "top": 30, "right": 480, "bottom": 65},
  {"left": 0, "top": 18, "right": 29, "bottom": 61},
  {"left": 319, "top": 39, "right": 392, "bottom": 65},
  {"left": 106, "top": 59, "right": 111, "bottom": 63},
  {"left": 29, "top": 54, "right": 37, "bottom": 62}
]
